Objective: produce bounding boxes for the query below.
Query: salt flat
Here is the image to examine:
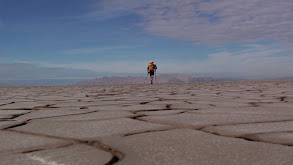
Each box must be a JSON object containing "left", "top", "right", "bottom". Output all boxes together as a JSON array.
[{"left": 0, "top": 81, "right": 293, "bottom": 165}]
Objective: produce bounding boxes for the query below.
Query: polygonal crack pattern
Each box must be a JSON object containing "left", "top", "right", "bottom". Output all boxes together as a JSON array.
[{"left": 0, "top": 81, "right": 293, "bottom": 164}]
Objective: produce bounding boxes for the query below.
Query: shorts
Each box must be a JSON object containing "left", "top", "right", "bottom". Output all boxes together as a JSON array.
[{"left": 149, "top": 71, "right": 154, "bottom": 76}]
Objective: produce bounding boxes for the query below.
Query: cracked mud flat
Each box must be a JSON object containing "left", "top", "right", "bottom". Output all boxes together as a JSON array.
[{"left": 0, "top": 81, "right": 293, "bottom": 165}]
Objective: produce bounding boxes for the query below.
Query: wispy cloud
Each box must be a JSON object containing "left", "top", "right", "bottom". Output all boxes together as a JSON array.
[
  {"left": 23, "top": 43, "right": 293, "bottom": 79},
  {"left": 53, "top": 1, "right": 136, "bottom": 22},
  {"left": 95, "top": 0, "right": 293, "bottom": 45},
  {"left": 64, "top": 45, "right": 143, "bottom": 55},
  {"left": 22, "top": 60, "right": 148, "bottom": 74},
  {"left": 171, "top": 44, "right": 293, "bottom": 78}
]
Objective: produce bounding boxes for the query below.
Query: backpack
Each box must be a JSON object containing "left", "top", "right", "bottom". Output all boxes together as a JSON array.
[{"left": 149, "top": 65, "right": 154, "bottom": 72}]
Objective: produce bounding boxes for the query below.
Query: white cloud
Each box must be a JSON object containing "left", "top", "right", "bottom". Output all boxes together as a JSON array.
[
  {"left": 171, "top": 44, "right": 293, "bottom": 78},
  {"left": 64, "top": 45, "right": 143, "bottom": 55},
  {"left": 96, "top": 0, "right": 293, "bottom": 45}
]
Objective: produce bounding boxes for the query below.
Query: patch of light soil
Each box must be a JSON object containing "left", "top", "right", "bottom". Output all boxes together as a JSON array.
[{"left": 28, "top": 155, "right": 65, "bottom": 165}]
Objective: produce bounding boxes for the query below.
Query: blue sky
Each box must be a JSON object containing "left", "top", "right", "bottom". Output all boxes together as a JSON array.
[{"left": 1, "top": 0, "right": 293, "bottom": 78}]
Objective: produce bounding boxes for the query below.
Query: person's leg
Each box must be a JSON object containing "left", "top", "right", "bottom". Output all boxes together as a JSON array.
[{"left": 150, "top": 71, "right": 154, "bottom": 84}]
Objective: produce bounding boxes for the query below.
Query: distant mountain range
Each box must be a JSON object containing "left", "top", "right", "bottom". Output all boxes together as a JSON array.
[
  {"left": 0, "top": 63, "right": 101, "bottom": 80},
  {"left": 1, "top": 63, "right": 292, "bottom": 86},
  {"left": 76, "top": 73, "right": 245, "bottom": 85},
  {"left": 272, "top": 77, "right": 293, "bottom": 80},
  {"left": 0, "top": 79, "right": 90, "bottom": 86}
]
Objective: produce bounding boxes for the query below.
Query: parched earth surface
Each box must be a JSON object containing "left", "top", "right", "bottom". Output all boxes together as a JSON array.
[{"left": 0, "top": 81, "right": 293, "bottom": 165}]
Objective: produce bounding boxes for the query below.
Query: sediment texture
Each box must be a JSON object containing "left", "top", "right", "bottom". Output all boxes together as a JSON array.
[{"left": 0, "top": 81, "right": 293, "bottom": 164}]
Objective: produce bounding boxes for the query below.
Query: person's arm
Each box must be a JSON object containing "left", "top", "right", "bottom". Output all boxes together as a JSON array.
[{"left": 147, "top": 66, "right": 149, "bottom": 72}]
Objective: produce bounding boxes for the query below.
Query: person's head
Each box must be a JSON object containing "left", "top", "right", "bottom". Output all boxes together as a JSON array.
[{"left": 149, "top": 60, "right": 153, "bottom": 65}]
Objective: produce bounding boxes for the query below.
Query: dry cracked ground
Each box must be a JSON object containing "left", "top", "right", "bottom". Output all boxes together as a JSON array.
[{"left": 0, "top": 81, "right": 293, "bottom": 165}]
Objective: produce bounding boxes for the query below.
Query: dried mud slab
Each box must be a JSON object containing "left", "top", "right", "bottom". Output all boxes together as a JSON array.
[
  {"left": 26, "top": 144, "right": 112, "bottom": 165},
  {"left": 203, "top": 121, "right": 293, "bottom": 137},
  {"left": 100, "top": 129, "right": 293, "bottom": 165},
  {"left": 97, "top": 104, "right": 168, "bottom": 111},
  {"left": 0, "top": 110, "right": 31, "bottom": 116},
  {"left": 192, "top": 107, "right": 293, "bottom": 115},
  {"left": 170, "top": 103, "right": 211, "bottom": 110},
  {"left": 192, "top": 101, "right": 252, "bottom": 107},
  {"left": 15, "top": 109, "right": 95, "bottom": 121},
  {"left": 245, "top": 132, "right": 293, "bottom": 146},
  {"left": 0, "top": 102, "right": 53, "bottom": 110},
  {"left": 0, "top": 120, "right": 24, "bottom": 130},
  {"left": 34, "top": 111, "right": 137, "bottom": 121},
  {"left": 0, "top": 115, "right": 12, "bottom": 119},
  {"left": 0, "top": 153, "right": 43, "bottom": 165},
  {"left": 136, "top": 110, "right": 186, "bottom": 116},
  {"left": 10, "top": 118, "right": 171, "bottom": 140},
  {"left": 0, "top": 131, "right": 70, "bottom": 153},
  {"left": 141, "top": 113, "right": 293, "bottom": 129},
  {"left": 51, "top": 101, "right": 118, "bottom": 108},
  {"left": 256, "top": 102, "right": 293, "bottom": 108}
]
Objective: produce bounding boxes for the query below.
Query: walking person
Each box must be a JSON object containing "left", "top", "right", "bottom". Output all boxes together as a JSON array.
[{"left": 147, "top": 61, "right": 157, "bottom": 84}]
